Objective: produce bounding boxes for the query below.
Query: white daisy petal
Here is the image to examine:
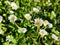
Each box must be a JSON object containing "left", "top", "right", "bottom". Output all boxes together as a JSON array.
[
  {"left": 48, "top": 23, "right": 53, "bottom": 28},
  {"left": 10, "top": 10, "right": 14, "bottom": 14},
  {"left": 0, "top": 29, "right": 3, "bottom": 34},
  {"left": 0, "top": 16, "right": 3, "bottom": 23}
]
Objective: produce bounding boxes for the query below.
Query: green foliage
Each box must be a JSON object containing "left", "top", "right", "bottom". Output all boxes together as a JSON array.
[{"left": 0, "top": 0, "right": 60, "bottom": 45}]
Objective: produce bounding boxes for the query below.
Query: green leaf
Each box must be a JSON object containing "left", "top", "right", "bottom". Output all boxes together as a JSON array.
[{"left": 3, "top": 42, "right": 9, "bottom": 45}]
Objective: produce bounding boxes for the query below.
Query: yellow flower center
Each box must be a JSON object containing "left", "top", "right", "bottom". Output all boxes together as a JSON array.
[
  {"left": 36, "top": 22, "right": 41, "bottom": 27},
  {"left": 26, "top": 16, "right": 30, "bottom": 19},
  {"left": 46, "top": 1, "right": 48, "bottom": 4},
  {"left": 12, "top": 5, "right": 16, "bottom": 9},
  {"left": 11, "top": 17, "right": 15, "bottom": 21},
  {"left": 41, "top": 31, "right": 44, "bottom": 35}
]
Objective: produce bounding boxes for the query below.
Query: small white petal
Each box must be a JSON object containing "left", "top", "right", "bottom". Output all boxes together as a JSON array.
[
  {"left": 52, "top": 34, "right": 58, "bottom": 41},
  {"left": 0, "top": 16, "right": 3, "bottom": 23},
  {"left": 33, "top": 8, "right": 39, "bottom": 12},
  {"left": 48, "top": 23, "right": 53, "bottom": 28},
  {"left": 0, "top": 29, "right": 3, "bottom": 34},
  {"left": 10, "top": 10, "right": 14, "bottom": 14},
  {"left": 48, "top": 0, "right": 50, "bottom": 2}
]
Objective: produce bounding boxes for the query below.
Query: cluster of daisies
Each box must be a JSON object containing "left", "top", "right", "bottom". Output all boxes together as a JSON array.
[{"left": 0, "top": 0, "right": 59, "bottom": 43}]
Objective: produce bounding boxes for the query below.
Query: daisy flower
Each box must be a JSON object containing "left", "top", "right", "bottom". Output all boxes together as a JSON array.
[
  {"left": 8, "top": 15, "right": 17, "bottom": 23},
  {"left": 33, "top": 7, "right": 39, "bottom": 12},
  {"left": 39, "top": 29, "right": 48, "bottom": 37},
  {"left": 6, "top": 35, "right": 13, "bottom": 42},
  {"left": 24, "top": 14, "right": 31, "bottom": 20},
  {"left": 52, "top": 34, "right": 58, "bottom": 41},
  {"left": 34, "top": 18, "right": 43, "bottom": 28},
  {"left": 43, "top": 20, "right": 49, "bottom": 26},
  {"left": 10, "top": 2, "right": 18, "bottom": 10},
  {"left": 6, "top": 35, "right": 11, "bottom": 42},
  {"left": 18, "top": 28, "right": 27, "bottom": 33},
  {"left": 20, "top": 28, "right": 27, "bottom": 33}
]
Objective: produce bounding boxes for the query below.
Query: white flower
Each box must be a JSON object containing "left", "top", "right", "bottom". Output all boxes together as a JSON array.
[
  {"left": 33, "top": 8, "right": 39, "bottom": 12},
  {"left": 52, "top": 34, "right": 58, "bottom": 41},
  {"left": 6, "top": 35, "right": 14, "bottom": 42},
  {"left": 0, "top": 16, "right": 3, "bottom": 23},
  {"left": 0, "top": 29, "right": 3, "bottom": 34},
  {"left": 8, "top": 15, "right": 17, "bottom": 23},
  {"left": 34, "top": 18, "right": 43, "bottom": 27},
  {"left": 6, "top": 35, "right": 11, "bottom": 42},
  {"left": 10, "top": 2, "right": 18, "bottom": 10},
  {"left": 18, "top": 28, "right": 27, "bottom": 33},
  {"left": 43, "top": 20, "right": 49, "bottom": 26},
  {"left": 10, "top": 10, "right": 14, "bottom": 14},
  {"left": 39, "top": 29, "right": 48, "bottom": 37},
  {"left": 24, "top": 14, "right": 31, "bottom": 20},
  {"left": 48, "top": 0, "right": 50, "bottom": 2},
  {"left": 48, "top": 23, "right": 53, "bottom": 28}
]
